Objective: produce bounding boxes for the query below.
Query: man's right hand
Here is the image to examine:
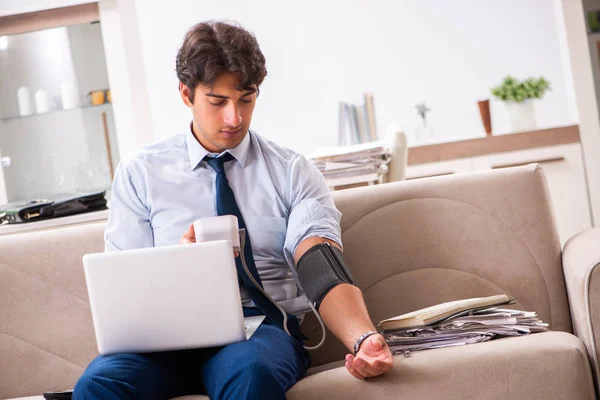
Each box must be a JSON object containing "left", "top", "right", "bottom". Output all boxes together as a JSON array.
[{"left": 179, "top": 223, "right": 197, "bottom": 244}]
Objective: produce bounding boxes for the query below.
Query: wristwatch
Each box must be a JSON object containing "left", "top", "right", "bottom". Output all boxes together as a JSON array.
[{"left": 353, "top": 330, "right": 380, "bottom": 355}]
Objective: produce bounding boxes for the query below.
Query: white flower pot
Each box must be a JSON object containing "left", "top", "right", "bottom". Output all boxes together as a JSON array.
[{"left": 504, "top": 100, "right": 537, "bottom": 132}]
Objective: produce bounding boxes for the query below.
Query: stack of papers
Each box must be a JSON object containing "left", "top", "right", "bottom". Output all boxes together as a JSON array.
[
  {"left": 308, "top": 141, "right": 391, "bottom": 182},
  {"left": 378, "top": 294, "right": 513, "bottom": 331},
  {"left": 379, "top": 297, "right": 548, "bottom": 355}
]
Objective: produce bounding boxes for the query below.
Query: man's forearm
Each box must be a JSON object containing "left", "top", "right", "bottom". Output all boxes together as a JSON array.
[
  {"left": 294, "top": 236, "right": 393, "bottom": 378},
  {"left": 318, "top": 283, "right": 377, "bottom": 351},
  {"left": 294, "top": 236, "right": 376, "bottom": 351}
]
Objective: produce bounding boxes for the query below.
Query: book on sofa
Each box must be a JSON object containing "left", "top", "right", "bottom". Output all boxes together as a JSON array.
[
  {"left": 378, "top": 294, "right": 514, "bottom": 331},
  {"left": 379, "top": 294, "right": 549, "bottom": 355}
]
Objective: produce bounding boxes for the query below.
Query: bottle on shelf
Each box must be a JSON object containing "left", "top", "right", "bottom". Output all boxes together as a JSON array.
[
  {"left": 60, "top": 81, "right": 79, "bottom": 109},
  {"left": 17, "top": 86, "right": 32, "bottom": 116},
  {"left": 385, "top": 123, "right": 408, "bottom": 182},
  {"left": 35, "top": 89, "right": 50, "bottom": 114}
]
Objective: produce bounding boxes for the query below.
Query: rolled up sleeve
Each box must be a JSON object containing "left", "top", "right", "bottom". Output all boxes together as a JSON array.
[
  {"left": 283, "top": 154, "right": 342, "bottom": 267},
  {"left": 104, "top": 160, "right": 154, "bottom": 252}
]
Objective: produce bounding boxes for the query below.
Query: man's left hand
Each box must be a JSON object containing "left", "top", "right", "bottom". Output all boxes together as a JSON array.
[{"left": 345, "top": 334, "right": 393, "bottom": 380}]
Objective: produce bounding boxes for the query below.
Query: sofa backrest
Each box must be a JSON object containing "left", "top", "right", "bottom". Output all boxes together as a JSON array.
[
  {"left": 302, "top": 164, "right": 572, "bottom": 366},
  {"left": 0, "top": 222, "right": 104, "bottom": 398},
  {"left": 0, "top": 165, "right": 571, "bottom": 398}
]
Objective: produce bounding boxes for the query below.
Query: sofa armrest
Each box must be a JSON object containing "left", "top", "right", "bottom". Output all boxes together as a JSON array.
[{"left": 563, "top": 228, "right": 600, "bottom": 387}]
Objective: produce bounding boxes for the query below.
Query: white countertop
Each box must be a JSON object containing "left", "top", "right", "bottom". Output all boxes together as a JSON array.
[{"left": 0, "top": 209, "right": 109, "bottom": 236}]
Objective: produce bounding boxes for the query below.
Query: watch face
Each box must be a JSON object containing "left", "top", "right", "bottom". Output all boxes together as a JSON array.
[{"left": 354, "top": 330, "right": 379, "bottom": 355}]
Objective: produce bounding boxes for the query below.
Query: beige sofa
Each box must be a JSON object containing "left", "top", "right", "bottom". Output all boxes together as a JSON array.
[{"left": 2, "top": 165, "right": 600, "bottom": 399}]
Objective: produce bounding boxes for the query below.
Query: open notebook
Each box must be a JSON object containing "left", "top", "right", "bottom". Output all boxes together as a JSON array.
[{"left": 378, "top": 294, "right": 514, "bottom": 331}]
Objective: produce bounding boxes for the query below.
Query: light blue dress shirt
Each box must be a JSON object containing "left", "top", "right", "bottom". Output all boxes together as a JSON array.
[{"left": 105, "top": 129, "right": 342, "bottom": 316}]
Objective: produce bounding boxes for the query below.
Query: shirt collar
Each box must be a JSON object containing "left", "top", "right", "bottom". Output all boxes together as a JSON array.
[{"left": 186, "top": 123, "right": 251, "bottom": 170}]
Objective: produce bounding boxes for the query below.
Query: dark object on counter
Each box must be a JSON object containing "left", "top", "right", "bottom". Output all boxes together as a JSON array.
[
  {"left": 478, "top": 99, "right": 493, "bottom": 136},
  {"left": 43, "top": 389, "right": 73, "bottom": 400},
  {"left": 0, "top": 191, "right": 107, "bottom": 224}
]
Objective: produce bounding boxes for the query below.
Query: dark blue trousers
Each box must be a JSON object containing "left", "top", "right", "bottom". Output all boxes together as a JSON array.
[{"left": 73, "top": 309, "right": 310, "bottom": 400}]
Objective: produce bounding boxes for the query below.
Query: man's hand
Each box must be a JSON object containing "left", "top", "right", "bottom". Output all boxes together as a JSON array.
[
  {"left": 179, "top": 223, "right": 239, "bottom": 257},
  {"left": 345, "top": 333, "right": 393, "bottom": 380},
  {"left": 179, "top": 223, "right": 197, "bottom": 244}
]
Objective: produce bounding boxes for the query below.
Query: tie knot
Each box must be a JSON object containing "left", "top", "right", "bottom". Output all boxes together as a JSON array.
[{"left": 205, "top": 153, "right": 235, "bottom": 173}]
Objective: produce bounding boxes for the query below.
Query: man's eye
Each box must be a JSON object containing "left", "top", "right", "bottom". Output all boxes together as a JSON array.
[
  {"left": 240, "top": 99, "right": 253, "bottom": 104},
  {"left": 209, "top": 100, "right": 225, "bottom": 106}
]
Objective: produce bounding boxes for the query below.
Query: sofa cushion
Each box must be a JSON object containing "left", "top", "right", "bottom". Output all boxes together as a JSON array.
[
  {"left": 138, "top": 332, "right": 596, "bottom": 400},
  {"left": 19, "top": 332, "right": 593, "bottom": 400},
  {"left": 12, "top": 334, "right": 593, "bottom": 400},
  {"left": 288, "top": 332, "right": 595, "bottom": 399}
]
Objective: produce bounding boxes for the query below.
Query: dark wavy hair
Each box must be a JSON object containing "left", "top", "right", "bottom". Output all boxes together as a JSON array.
[{"left": 175, "top": 20, "right": 267, "bottom": 103}]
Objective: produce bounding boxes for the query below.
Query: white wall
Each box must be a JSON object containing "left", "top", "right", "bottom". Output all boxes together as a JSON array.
[
  {"left": 583, "top": 0, "right": 600, "bottom": 111},
  {"left": 0, "top": 0, "right": 98, "bottom": 17},
  {"left": 134, "top": 0, "right": 574, "bottom": 154},
  {"left": 98, "top": 0, "right": 154, "bottom": 161},
  {"left": 559, "top": 0, "right": 600, "bottom": 225}
]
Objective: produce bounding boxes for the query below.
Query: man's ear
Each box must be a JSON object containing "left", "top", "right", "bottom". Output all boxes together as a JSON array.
[{"left": 179, "top": 82, "right": 194, "bottom": 107}]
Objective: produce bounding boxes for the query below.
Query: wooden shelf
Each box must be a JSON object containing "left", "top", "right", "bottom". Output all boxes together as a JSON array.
[{"left": 407, "top": 125, "right": 580, "bottom": 166}]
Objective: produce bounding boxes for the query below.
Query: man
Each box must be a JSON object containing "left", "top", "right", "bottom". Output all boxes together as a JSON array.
[{"left": 74, "top": 20, "right": 392, "bottom": 400}]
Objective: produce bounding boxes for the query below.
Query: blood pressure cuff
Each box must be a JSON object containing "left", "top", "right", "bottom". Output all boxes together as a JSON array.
[{"left": 296, "top": 243, "right": 356, "bottom": 310}]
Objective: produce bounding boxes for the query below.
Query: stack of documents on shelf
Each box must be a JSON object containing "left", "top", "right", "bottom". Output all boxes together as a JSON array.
[
  {"left": 379, "top": 294, "right": 549, "bottom": 355},
  {"left": 308, "top": 141, "right": 391, "bottom": 183}
]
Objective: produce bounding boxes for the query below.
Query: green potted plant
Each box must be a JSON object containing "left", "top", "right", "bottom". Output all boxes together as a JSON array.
[{"left": 491, "top": 76, "right": 550, "bottom": 132}]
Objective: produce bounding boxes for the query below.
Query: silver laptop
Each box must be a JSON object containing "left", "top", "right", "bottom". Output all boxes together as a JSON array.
[{"left": 83, "top": 240, "right": 263, "bottom": 355}]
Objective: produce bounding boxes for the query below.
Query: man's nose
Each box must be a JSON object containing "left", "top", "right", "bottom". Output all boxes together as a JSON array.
[{"left": 223, "top": 103, "right": 242, "bottom": 127}]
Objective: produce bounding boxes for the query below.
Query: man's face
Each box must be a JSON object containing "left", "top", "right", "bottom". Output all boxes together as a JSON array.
[{"left": 180, "top": 73, "right": 258, "bottom": 153}]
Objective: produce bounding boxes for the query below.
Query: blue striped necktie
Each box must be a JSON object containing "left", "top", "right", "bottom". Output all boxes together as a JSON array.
[{"left": 205, "top": 154, "right": 287, "bottom": 330}]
